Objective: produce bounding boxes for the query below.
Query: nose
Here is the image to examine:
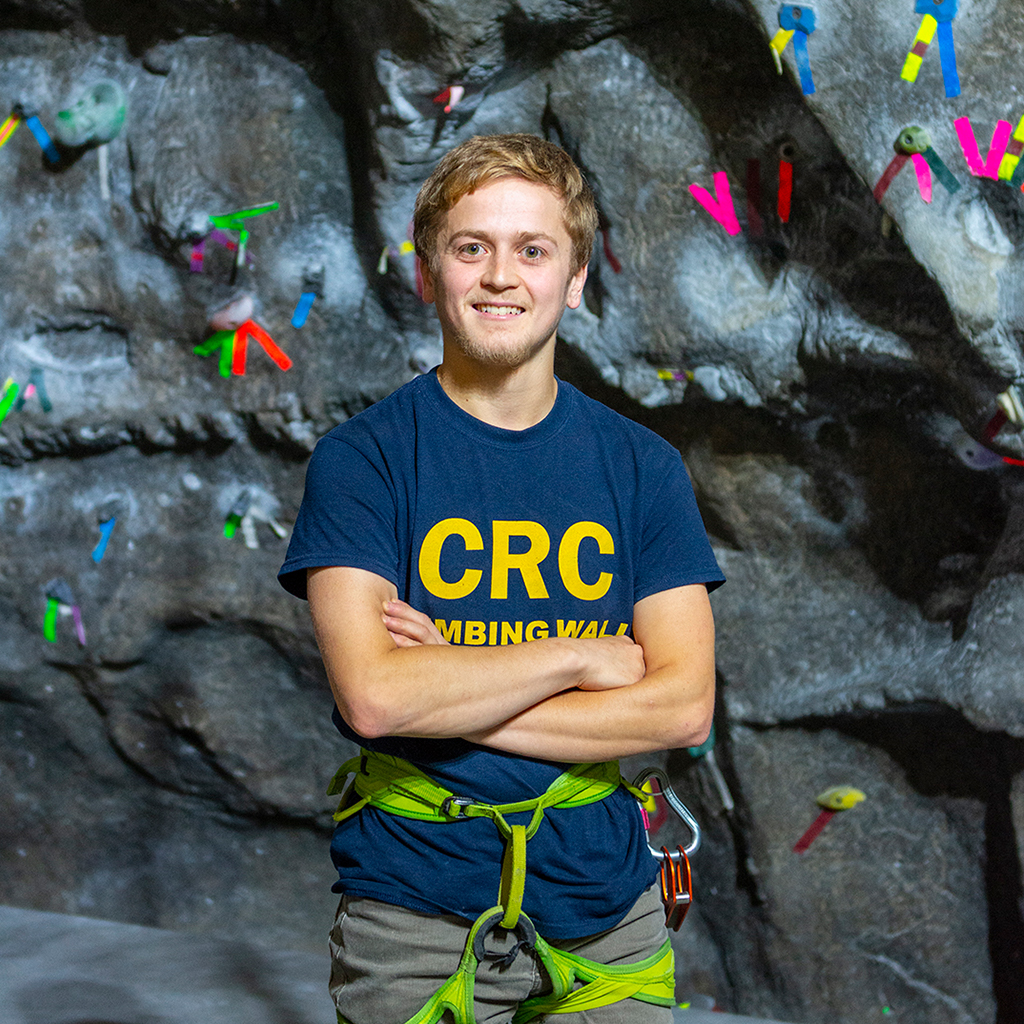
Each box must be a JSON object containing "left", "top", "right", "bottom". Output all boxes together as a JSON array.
[{"left": 481, "top": 248, "right": 518, "bottom": 291}]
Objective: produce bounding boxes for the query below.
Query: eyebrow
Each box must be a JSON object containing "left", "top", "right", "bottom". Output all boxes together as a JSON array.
[{"left": 445, "top": 230, "right": 562, "bottom": 249}]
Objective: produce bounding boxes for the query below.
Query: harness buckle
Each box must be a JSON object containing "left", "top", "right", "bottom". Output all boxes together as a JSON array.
[{"left": 440, "top": 795, "right": 475, "bottom": 818}]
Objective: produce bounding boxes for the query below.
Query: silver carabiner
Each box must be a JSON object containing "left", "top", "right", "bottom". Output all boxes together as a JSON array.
[{"left": 632, "top": 767, "right": 701, "bottom": 859}]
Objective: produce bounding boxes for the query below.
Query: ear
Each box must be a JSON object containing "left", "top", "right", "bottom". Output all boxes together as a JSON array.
[
  {"left": 419, "top": 257, "right": 435, "bottom": 304},
  {"left": 565, "top": 264, "right": 588, "bottom": 310}
]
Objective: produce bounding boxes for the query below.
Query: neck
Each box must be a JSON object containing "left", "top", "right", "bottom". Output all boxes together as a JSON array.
[{"left": 435, "top": 348, "right": 558, "bottom": 430}]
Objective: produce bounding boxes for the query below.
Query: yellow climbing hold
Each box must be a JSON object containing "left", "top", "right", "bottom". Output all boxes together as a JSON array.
[{"left": 816, "top": 786, "right": 865, "bottom": 811}]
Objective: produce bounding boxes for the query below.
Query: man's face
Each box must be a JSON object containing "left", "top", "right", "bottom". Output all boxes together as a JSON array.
[{"left": 421, "top": 177, "right": 587, "bottom": 369}]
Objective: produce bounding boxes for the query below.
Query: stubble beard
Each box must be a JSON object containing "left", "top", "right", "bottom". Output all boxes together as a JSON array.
[
  {"left": 450, "top": 333, "right": 540, "bottom": 368},
  {"left": 446, "top": 315, "right": 561, "bottom": 370}
]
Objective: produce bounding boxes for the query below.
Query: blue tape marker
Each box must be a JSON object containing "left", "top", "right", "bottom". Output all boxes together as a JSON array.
[
  {"left": 791, "top": 32, "right": 816, "bottom": 95},
  {"left": 291, "top": 291, "right": 316, "bottom": 328},
  {"left": 915, "top": 0, "right": 957, "bottom": 22},
  {"left": 24, "top": 115, "right": 60, "bottom": 164},
  {"left": 92, "top": 518, "right": 116, "bottom": 562},
  {"left": 936, "top": 20, "right": 960, "bottom": 98},
  {"left": 779, "top": 4, "right": 816, "bottom": 33}
]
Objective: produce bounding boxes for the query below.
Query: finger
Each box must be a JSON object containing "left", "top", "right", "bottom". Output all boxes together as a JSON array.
[
  {"left": 388, "top": 630, "right": 422, "bottom": 648},
  {"left": 383, "top": 613, "right": 430, "bottom": 640},
  {"left": 384, "top": 600, "right": 436, "bottom": 628},
  {"left": 383, "top": 602, "right": 449, "bottom": 645},
  {"left": 383, "top": 598, "right": 420, "bottom": 616}
]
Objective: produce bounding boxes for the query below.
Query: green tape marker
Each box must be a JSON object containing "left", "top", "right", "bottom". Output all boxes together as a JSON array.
[
  {"left": 208, "top": 203, "right": 278, "bottom": 283},
  {"left": 194, "top": 329, "right": 236, "bottom": 378},
  {"left": 43, "top": 596, "right": 59, "bottom": 642},
  {"left": 1011, "top": 155, "right": 1024, "bottom": 190},
  {"left": 194, "top": 330, "right": 234, "bottom": 356},
  {"left": 208, "top": 202, "right": 279, "bottom": 231},
  {"left": 0, "top": 378, "right": 19, "bottom": 423},
  {"left": 224, "top": 512, "right": 243, "bottom": 538},
  {"left": 219, "top": 332, "right": 234, "bottom": 377},
  {"left": 922, "top": 146, "right": 961, "bottom": 194}
]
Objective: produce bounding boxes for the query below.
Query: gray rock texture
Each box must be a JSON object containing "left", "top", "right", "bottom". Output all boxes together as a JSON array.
[{"left": 2, "top": 0, "right": 1024, "bottom": 1021}]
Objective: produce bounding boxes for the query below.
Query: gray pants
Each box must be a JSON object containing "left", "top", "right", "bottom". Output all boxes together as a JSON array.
[{"left": 328, "top": 884, "right": 674, "bottom": 1024}]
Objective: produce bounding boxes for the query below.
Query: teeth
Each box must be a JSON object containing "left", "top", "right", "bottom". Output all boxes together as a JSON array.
[{"left": 477, "top": 304, "right": 524, "bottom": 316}]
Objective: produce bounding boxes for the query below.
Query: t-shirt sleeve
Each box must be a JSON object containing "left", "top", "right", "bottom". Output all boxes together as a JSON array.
[
  {"left": 633, "top": 449, "right": 725, "bottom": 603},
  {"left": 278, "top": 434, "right": 399, "bottom": 599}
]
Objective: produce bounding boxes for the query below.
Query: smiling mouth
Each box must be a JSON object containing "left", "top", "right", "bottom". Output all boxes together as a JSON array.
[{"left": 475, "top": 304, "right": 525, "bottom": 317}]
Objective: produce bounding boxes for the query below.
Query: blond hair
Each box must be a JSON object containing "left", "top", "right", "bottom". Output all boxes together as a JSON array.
[{"left": 413, "top": 133, "right": 597, "bottom": 275}]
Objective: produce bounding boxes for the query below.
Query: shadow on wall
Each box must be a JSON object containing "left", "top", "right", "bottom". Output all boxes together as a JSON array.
[{"left": 15, "top": 979, "right": 160, "bottom": 1024}]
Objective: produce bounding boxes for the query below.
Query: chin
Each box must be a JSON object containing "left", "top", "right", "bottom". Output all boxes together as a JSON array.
[
  {"left": 452, "top": 334, "right": 548, "bottom": 369},
  {"left": 448, "top": 317, "right": 562, "bottom": 369}
]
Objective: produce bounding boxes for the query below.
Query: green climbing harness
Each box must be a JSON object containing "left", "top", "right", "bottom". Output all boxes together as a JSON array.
[{"left": 327, "top": 749, "right": 677, "bottom": 1024}]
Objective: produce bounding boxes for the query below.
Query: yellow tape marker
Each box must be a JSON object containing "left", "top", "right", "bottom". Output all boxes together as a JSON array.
[
  {"left": 0, "top": 113, "right": 20, "bottom": 148},
  {"left": 997, "top": 113, "right": 1024, "bottom": 181},
  {"left": 902, "top": 14, "right": 938, "bottom": 82},
  {"left": 769, "top": 28, "right": 795, "bottom": 75}
]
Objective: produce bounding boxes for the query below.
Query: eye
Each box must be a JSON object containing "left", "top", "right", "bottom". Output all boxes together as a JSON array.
[
  {"left": 460, "top": 242, "right": 484, "bottom": 256},
  {"left": 522, "top": 245, "right": 544, "bottom": 260}
]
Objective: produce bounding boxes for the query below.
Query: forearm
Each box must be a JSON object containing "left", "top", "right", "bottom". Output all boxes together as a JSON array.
[
  {"left": 308, "top": 566, "right": 643, "bottom": 741},
  {"left": 466, "top": 666, "right": 714, "bottom": 762},
  {"left": 469, "top": 584, "right": 718, "bottom": 762},
  {"left": 331, "top": 636, "right": 589, "bottom": 740}
]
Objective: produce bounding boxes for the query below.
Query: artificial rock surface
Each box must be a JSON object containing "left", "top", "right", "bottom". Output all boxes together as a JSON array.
[{"left": 2, "top": 1, "right": 1024, "bottom": 1021}]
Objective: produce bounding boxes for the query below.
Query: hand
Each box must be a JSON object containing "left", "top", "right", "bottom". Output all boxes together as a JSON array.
[
  {"left": 575, "top": 635, "right": 646, "bottom": 691},
  {"left": 382, "top": 599, "right": 450, "bottom": 647}
]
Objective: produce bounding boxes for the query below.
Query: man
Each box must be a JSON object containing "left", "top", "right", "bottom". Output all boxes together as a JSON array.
[{"left": 279, "top": 133, "right": 724, "bottom": 1024}]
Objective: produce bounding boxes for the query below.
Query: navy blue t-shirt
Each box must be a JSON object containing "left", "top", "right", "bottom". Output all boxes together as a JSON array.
[{"left": 278, "top": 370, "right": 724, "bottom": 938}]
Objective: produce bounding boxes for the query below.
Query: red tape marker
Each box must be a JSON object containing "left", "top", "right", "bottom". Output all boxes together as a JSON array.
[
  {"left": 874, "top": 153, "right": 910, "bottom": 203},
  {"left": 794, "top": 786, "right": 865, "bottom": 854},
  {"left": 231, "top": 319, "right": 292, "bottom": 375},
  {"left": 601, "top": 228, "right": 622, "bottom": 274},
  {"left": 980, "top": 408, "right": 1024, "bottom": 466},
  {"left": 983, "top": 410, "right": 1007, "bottom": 442},
  {"left": 777, "top": 160, "right": 793, "bottom": 222},
  {"left": 793, "top": 809, "right": 835, "bottom": 853}
]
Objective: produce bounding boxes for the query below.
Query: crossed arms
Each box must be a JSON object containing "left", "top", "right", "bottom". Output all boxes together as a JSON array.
[{"left": 307, "top": 565, "right": 716, "bottom": 763}]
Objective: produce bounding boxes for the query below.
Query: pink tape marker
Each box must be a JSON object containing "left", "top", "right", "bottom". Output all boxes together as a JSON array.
[
  {"left": 72, "top": 605, "right": 87, "bottom": 646},
  {"left": 689, "top": 172, "right": 742, "bottom": 236},
  {"left": 955, "top": 117, "right": 1013, "bottom": 179},
  {"left": 911, "top": 153, "right": 933, "bottom": 202}
]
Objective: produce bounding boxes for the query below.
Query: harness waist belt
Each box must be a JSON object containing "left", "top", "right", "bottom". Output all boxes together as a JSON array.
[{"left": 327, "top": 748, "right": 672, "bottom": 1024}]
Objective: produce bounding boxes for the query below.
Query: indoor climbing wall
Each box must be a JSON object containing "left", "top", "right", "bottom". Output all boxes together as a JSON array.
[{"left": 1, "top": 2, "right": 1023, "bottom": 1022}]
